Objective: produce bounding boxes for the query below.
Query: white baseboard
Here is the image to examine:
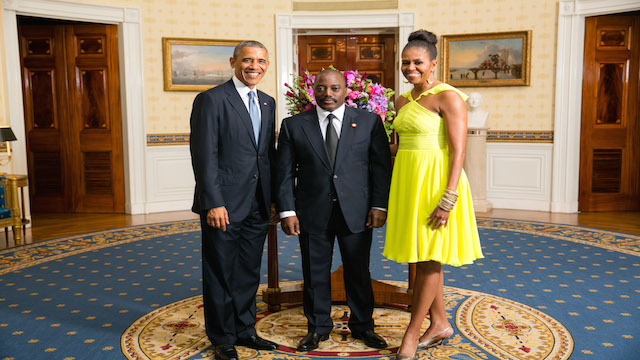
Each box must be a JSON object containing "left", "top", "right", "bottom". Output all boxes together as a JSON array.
[
  {"left": 489, "top": 198, "right": 553, "bottom": 212},
  {"left": 144, "top": 199, "right": 194, "bottom": 214},
  {"left": 486, "top": 143, "right": 553, "bottom": 211}
]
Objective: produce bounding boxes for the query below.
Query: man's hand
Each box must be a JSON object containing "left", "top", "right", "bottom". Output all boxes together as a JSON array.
[
  {"left": 281, "top": 216, "right": 301, "bottom": 235},
  {"left": 366, "top": 209, "right": 387, "bottom": 229},
  {"left": 207, "top": 206, "right": 229, "bottom": 231}
]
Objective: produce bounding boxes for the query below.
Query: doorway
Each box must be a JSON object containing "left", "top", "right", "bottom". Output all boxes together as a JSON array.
[
  {"left": 298, "top": 34, "right": 396, "bottom": 89},
  {"left": 578, "top": 12, "right": 640, "bottom": 211},
  {"left": 17, "top": 17, "right": 125, "bottom": 213}
]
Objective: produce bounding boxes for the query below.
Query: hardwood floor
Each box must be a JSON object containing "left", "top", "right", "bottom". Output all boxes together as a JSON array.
[
  {"left": 0, "top": 211, "right": 198, "bottom": 249},
  {"left": 479, "top": 209, "right": 640, "bottom": 236},
  {"left": 1, "top": 209, "right": 639, "bottom": 249}
]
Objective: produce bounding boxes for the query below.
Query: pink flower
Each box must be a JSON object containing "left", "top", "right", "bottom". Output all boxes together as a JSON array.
[
  {"left": 283, "top": 67, "right": 395, "bottom": 141},
  {"left": 344, "top": 71, "right": 358, "bottom": 86},
  {"left": 371, "top": 85, "right": 384, "bottom": 96}
]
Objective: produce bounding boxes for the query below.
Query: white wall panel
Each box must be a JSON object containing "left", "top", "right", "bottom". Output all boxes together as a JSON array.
[
  {"left": 145, "top": 146, "right": 194, "bottom": 213},
  {"left": 145, "top": 143, "right": 553, "bottom": 213},
  {"left": 486, "top": 143, "right": 553, "bottom": 211}
]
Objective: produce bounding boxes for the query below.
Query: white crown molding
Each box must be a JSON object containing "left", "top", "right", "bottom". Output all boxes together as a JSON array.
[
  {"left": 2, "top": 0, "right": 147, "bottom": 214},
  {"left": 275, "top": 12, "right": 414, "bottom": 126},
  {"left": 123, "top": 7, "right": 141, "bottom": 23},
  {"left": 552, "top": 0, "right": 640, "bottom": 213}
]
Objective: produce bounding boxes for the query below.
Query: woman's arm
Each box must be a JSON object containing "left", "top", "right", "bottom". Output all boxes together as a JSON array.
[
  {"left": 427, "top": 90, "right": 468, "bottom": 230},
  {"left": 439, "top": 91, "right": 467, "bottom": 191}
]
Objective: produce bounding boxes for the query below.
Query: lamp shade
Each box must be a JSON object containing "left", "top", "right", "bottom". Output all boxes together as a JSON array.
[{"left": 0, "top": 126, "right": 17, "bottom": 142}]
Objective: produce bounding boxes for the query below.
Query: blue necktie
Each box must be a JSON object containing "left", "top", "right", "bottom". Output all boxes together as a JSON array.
[{"left": 248, "top": 91, "right": 260, "bottom": 144}]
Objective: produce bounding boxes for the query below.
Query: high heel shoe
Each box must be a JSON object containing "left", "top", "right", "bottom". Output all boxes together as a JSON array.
[
  {"left": 395, "top": 348, "right": 417, "bottom": 360},
  {"left": 395, "top": 341, "right": 417, "bottom": 360},
  {"left": 417, "top": 326, "right": 453, "bottom": 349}
]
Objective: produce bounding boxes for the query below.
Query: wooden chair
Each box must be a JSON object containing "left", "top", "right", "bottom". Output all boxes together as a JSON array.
[{"left": 0, "top": 175, "right": 23, "bottom": 246}]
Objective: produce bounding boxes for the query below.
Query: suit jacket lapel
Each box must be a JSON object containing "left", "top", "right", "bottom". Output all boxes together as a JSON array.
[
  {"left": 333, "top": 107, "right": 356, "bottom": 172},
  {"left": 257, "top": 91, "right": 271, "bottom": 150},
  {"left": 301, "top": 109, "right": 332, "bottom": 171},
  {"left": 224, "top": 80, "right": 257, "bottom": 149}
]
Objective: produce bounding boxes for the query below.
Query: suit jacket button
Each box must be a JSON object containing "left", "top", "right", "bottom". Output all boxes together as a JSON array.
[
  {"left": 253, "top": 174, "right": 258, "bottom": 179},
  {"left": 333, "top": 175, "right": 338, "bottom": 179}
]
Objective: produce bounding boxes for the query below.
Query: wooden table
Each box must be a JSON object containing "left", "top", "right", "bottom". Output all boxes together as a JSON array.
[
  {"left": 262, "top": 209, "right": 416, "bottom": 312},
  {"left": 6, "top": 174, "right": 29, "bottom": 237}
]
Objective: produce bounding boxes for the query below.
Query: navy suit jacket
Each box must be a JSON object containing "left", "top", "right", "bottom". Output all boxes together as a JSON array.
[
  {"left": 190, "top": 79, "right": 276, "bottom": 222},
  {"left": 276, "top": 106, "right": 392, "bottom": 233}
]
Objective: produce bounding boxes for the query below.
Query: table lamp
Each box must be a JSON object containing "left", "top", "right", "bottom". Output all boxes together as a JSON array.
[{"left": 0, "top": 126, "right": 17, "bottom": 172}]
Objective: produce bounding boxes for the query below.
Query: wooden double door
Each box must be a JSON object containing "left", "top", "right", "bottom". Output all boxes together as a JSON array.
[
  {"left": 579, "top": 14, "right": 640, "bottom": 211},
  {"left": 18, "top": 22, "right": 125, "bottom": 213},
  {"left": 298, "top": 34, "right": 396, "bottom": 89}
]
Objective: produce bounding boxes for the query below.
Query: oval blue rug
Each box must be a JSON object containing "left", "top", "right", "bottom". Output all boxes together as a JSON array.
[{"left": 1, "top": 218, "right": 639, "bottom": 359}]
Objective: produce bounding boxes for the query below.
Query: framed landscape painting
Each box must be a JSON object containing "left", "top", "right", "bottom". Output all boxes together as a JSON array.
[
  {"left": 163, "top": 38, "right": 239, "bottom": 91},
  {"left": 441, "top": 31, "right": 531, "bottom": 87}
]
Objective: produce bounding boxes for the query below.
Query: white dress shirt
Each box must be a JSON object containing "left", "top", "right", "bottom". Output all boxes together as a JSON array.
[
  {"left": 317, "top": 104, "right": 345, "bottom": 140},
  {"left": 232, "top": 76, "right": 261, "bottom": 120},
  {"left": 279, "top": 104, "right": 386, "bottom": 220}
]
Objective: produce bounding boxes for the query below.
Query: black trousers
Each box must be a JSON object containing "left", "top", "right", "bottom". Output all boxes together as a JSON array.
[
  {"left": 298, "top": 201, "right": 375, "bottom": 335},
  {"left": 200, "top": 191, "right": 268, "bottom": 345}
]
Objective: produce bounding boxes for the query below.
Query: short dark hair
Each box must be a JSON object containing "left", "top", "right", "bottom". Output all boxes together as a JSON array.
[
  {"left": 233, "top": 40, "right": 269, "bottom": 59},
  {"left": 314, "top": 68, "right": 346, "bottom": 87},
  {"left": 403, "top": 29, "right": 438, "bottom": 60}
]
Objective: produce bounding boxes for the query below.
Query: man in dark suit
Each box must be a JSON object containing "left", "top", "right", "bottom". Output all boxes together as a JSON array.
[
  {"left": 276, "top": 69, "right": 392, "bottom": 351},
  {"left": 190, "top": 40, "right": 278, "bottom": 360}
]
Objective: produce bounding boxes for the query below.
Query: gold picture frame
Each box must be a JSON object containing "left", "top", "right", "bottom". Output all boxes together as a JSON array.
[
  {"left": 162, "top": 37, "right": 240, "bottom": 91},
  {"left": 441, "top": 31, "right": 531, "bottom": 87}
]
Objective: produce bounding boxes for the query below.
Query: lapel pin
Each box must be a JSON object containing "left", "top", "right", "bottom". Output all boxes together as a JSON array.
[
  {"left": 263, "top": 102, "right": 267, "bottom": 106},
  {"left": 351, "top": 123, "right": 357, "bottom": 127}
]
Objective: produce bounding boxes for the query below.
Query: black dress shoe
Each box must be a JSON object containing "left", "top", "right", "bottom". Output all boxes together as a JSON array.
[
  {"left": 214, "top": 344, "right": 238, "bottom": 360},
  {"left": 352, "top": 329, "right": 387, "bottom": 349},
  {"left": 297, "top": 332, "right": 330, "bottom": 351},
  {"left": 236, "top": 334, "right": 278, "bottom": 350}
]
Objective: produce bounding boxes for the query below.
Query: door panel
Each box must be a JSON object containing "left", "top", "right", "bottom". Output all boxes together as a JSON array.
[
  {"left": 298, "top": 34, "right": 396, "bottom": 89},
  {"left": 66, "top": 25, "right": 124, "bottom": 212},
  {"left": 579, "top": 15, "right": 640, "bottom": 211},
  {"left": 298, "top": 35, "right": 347, "bottom": 75},
  {"left": 19, "top": 22, "right": 124, "bottom": 213},
  {"left": 348, "top": 35, "right": 395, "bottom": 88},
  {"left": 19, "top": 25, "right": 68, "bottom": 212}
]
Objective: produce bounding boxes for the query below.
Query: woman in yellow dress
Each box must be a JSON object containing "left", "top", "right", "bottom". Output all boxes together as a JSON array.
[{"left": 383, "top": 30, "right": 484, "bottom": 360}]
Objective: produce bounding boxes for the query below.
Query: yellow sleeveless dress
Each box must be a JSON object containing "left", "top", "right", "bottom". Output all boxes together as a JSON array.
[{"left": 383, "top": 83, "right": 484, "bottom": 266}]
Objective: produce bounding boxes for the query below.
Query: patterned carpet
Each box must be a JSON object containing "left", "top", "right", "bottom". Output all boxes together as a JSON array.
[{"left": 1, "top": 218, "right": 639, "bottom": 359}]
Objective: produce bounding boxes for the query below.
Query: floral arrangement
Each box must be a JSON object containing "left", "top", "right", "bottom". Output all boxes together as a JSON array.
[{"left": 284, "top": 68, "right": 395, "bottom": 140}]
